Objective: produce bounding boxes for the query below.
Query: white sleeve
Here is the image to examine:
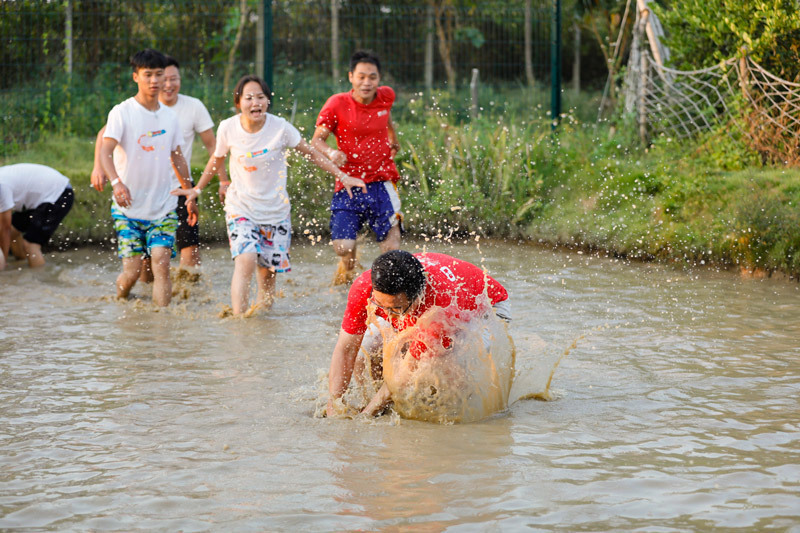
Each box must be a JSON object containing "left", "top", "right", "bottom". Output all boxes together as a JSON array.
[
  {"left": 213, "top": 121, "right": 230, "bottom": 158},
  {"left": 104, "top": 105, "right": 124, "bottom": 142},
  {"left": 169, "top": 114, "right": 182, "bottom": 152},
  {"left": 194, "top": 100, "right": 214, "bottom": 134},
  {"left": 283, "top": 121, "right": 302, "bottom": 149},
  {"left": 0, "top": 184, "right": 13, "bottom": 212}
]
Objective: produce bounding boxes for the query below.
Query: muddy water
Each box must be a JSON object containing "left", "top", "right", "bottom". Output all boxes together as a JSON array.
[{"left": 1, "top": 240, "right": 799, "bottom": 530}]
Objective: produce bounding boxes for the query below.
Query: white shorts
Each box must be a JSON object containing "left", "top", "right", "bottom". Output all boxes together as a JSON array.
[{"left": 226, "top": 215, "right": 291, "bottom": 272}]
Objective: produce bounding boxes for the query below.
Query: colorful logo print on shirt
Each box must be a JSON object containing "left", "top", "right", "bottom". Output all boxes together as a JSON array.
[
  {"left": 137, "top": 129, "right": 167, "bottom": 152},
  {"left": 237, "top": 148, "right": 270, "bottom": 172}
]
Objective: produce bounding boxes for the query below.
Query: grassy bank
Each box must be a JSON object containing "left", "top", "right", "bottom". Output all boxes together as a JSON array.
[{"left": 2, "top": 87, "right": 799, "bottom": 278}]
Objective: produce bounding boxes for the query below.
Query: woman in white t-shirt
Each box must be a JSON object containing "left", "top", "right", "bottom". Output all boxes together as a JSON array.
[{"left": 175, "top": 75, "right": 367, "bottom": 315}]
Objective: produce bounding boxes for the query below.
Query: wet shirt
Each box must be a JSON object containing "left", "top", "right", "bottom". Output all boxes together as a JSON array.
[
  {"left": 316, "top": 86, "right": 399, "bottom": 192},
  {"left": 214, "top": 113, "right": 301, "bottom": 225},
  {"left": 104, "top": 98, "right": 182, "bottom": 221},
  {"left": 0, "top": 164, "right": 70, "bottom": 212},
  {"left": 341, "top": 252, "right": 509, "bottom": 337}
]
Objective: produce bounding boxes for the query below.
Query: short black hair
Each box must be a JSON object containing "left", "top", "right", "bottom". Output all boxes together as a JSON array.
[
  {"left": 349, "top": 50, "right": 381, "bottom": 74},
  {"left": 371, "top": 250, "right": 425, "bottom": 301},
  {"left": 164, "top": 55, "right": 179, "bottom": 69},
  {"left": 233, "top": 74, "right": 273, "bottom": 111},
  {"left": 130, "top": 49, "right": 167, "bottom": 72}
]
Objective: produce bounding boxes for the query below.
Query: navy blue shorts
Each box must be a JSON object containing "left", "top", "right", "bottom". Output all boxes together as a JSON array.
[{"left": 330, "top": 181, "right": 403, "bottom": 242}]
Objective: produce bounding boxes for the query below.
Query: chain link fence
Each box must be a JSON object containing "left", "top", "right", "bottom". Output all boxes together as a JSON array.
[{"left": 1, "top": 0, "right": 555, "bottom": 154}]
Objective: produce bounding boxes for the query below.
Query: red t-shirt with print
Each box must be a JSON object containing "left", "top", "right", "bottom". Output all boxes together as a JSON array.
[
  {"left": 341, "top": 253, "right": 509, "bottom": 357},
  {"left": 316, "top": 86, "right": 400, "bottom": 192}
]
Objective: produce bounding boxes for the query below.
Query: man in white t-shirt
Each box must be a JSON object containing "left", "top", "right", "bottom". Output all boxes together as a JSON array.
[
  {"left": 0, "top": 163, "right": 74, "bottom": 270},
  {"left": 98, "top": 49, "right": 194, "bottom": 307},
  {"left": 91, "top": 55, "right": 227, "bottom": 279}
]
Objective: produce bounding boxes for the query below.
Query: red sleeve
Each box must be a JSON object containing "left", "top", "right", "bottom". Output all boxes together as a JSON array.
[
  {"left": 486, "top": 274, "right": 509, "bottom": 306},
  {"left": 378, "top": 86, "right": 395, "bottom": 106},
  {"left": 340, "top": 271, "right": 372, "bottom": 335},
  {"left": 316, "top": 94, "right": 340, "bottom": 133}
]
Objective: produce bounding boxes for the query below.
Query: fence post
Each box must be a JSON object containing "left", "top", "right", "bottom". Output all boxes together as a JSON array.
[
  {"left": 639, "top": 52, "right": 648, "bottom": 144},
  {"left": 550, "top": 0, "right": 562, "bottom": 129},
  {"left": 64, "top": 0, "right": 73, "bottom": 77},
  {"left": 425, "top": 4, "right": 434, "bottom": 91},
  {"left": 738, "top": 47, "right": 749, "bottom": 101},
  {"left": 332, "top": 0, "right": 340, "bottom": 83},
  {"left": 470, "top": 68, "right": 479, "bottom": 120},
  {"left": 525, "top": 0, "right": 535, "bottom": 86},
  {"left": 263, "top": 0, "right": 273, "bottom": 89},
  {"left": 572, "top": 21, "right": 580, "bottom": 94},
  {"left": 257, "top": 0, "right": 273, "bottom": 87}
]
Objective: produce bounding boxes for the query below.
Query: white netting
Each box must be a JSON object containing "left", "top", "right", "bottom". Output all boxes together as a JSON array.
[
  {"left": 739, "top": 58, "right": 800, "bottom": 164},
  {"left": 630, "top": 51, "right": 800, "bottom": 163},
  {"left": 639, "top": 55, "right": 740, "bottom": 139}
]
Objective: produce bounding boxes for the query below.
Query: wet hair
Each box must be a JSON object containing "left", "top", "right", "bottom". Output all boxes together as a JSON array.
[
  {"left": 130, "top": 49, "right": 167, "bottom": 72},
  {"left": 164, "top": 55, "right": 180, "bottom": 69},
  {"left": 371, "top": 250, "right": 426, "bottom": 301},
  {"left": 233, "top": 74, "right": 272, "bottom": 111},
  {"left": 349, "top": 50, "right": 381, "bottom": 74}
]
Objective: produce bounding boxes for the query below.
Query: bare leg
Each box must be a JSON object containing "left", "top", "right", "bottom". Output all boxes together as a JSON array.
[
  {"left": 231, "top": 252, "right": 258, "bottom": 314},
  {"left": 149, "top": 246, "right": 172, "bottom": 307},
  {"left": 255, "top": 266, "right": 276, "bottom": 309},
  {"left": 9, "top": 228, "right": 25, "bottom": 259},
  {"left": 139, "top": 255, "right": 154, "bottom": 283},
  {"left": 378, "top": 224, "right": 401, "bottom": 253},
  {"left": 22, "top": 240, "right": 45, "bottom": 268},
  {"left": 179, "top": 245, "right": 201, "bottom": 270},
  {"left": 117, "top": 256, "right": 143, "bottom": 299},
  {"left": 332, "top": 238, "right": 358, "bottom": 286}
]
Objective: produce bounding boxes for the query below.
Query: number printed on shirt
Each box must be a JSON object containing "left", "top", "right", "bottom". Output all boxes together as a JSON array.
[{"left": 440, "top": 266, "right": 457, "bottom": 282}]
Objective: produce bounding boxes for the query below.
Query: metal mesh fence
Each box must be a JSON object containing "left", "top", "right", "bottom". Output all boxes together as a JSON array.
[{"left": 1, "top": 0, "right": 554, "bottom": 154}]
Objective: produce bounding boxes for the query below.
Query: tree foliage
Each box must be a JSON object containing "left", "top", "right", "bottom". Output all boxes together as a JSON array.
[{"left": 654, "top": 0, "right": 800, "bottom": 79}]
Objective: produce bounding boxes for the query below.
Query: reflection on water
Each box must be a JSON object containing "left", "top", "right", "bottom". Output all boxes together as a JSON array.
[{"left": 1, "top": 241, "right": 799, "bottom": 530}]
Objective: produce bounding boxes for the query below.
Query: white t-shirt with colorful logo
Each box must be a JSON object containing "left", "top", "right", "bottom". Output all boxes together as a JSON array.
[
  {"left": 104, "top": 97, "right": 182, "bottom": 221},
  {"left": 166, "top": 94, "right": 214, "bottom": 187},
  {"left": 214, "top": 113, "right": 302, "bottom": 225}
]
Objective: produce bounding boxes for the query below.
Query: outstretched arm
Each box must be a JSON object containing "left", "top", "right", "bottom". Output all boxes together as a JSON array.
[
  {"left": 170, "top": 146, "right": 197, "bottom": 226},
  {"left": 293, "top": 139, "right": 366, "bottom": 198},
  {"left": 197, "top": 129, "right": 230, "bottom": 201},
  {"left": 327, "top": 328, "right": 365, "bottom": 417},
  {"left": 311, "top": 125, "right": 347, "bottom": 167},
  {"left": 172, "top": 154, "right": 227, "bottom": 205}
]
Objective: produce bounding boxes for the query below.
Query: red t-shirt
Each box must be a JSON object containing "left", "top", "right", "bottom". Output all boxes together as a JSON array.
[
  {"left": 341, "top": 253, "right": 509, "bottom": 341},
  {"left": 316, "top": 86, "right": 400, "bottom": 192}
]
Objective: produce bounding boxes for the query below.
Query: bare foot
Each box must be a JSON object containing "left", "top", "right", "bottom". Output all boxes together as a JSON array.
[{"left": 331, "top": 259, "right": 361, "bottom": 286}]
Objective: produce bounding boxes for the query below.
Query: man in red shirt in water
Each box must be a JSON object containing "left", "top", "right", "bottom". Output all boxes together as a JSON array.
[
  {"left": 326, "top": 250, "right": 512, "bottom": 417},
  {"left": 312, "top": 50, "right": 402, "bottom": 284}
]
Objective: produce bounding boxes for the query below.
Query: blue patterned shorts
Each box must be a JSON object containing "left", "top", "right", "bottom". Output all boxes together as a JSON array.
[
  {"left": 111, "top": 205, "right": 178, "bottom": 259},
  {"left": 226, "top": 215, "right": 291, "bottom": 272}
]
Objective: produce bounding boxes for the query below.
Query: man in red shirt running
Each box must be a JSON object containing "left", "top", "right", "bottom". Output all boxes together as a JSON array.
[
  {"left": 326, "top": 250, "right": 512, "bottom": 417},
  {"left": 312, "top": 50, "right": 403, "bottom": 285}
]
